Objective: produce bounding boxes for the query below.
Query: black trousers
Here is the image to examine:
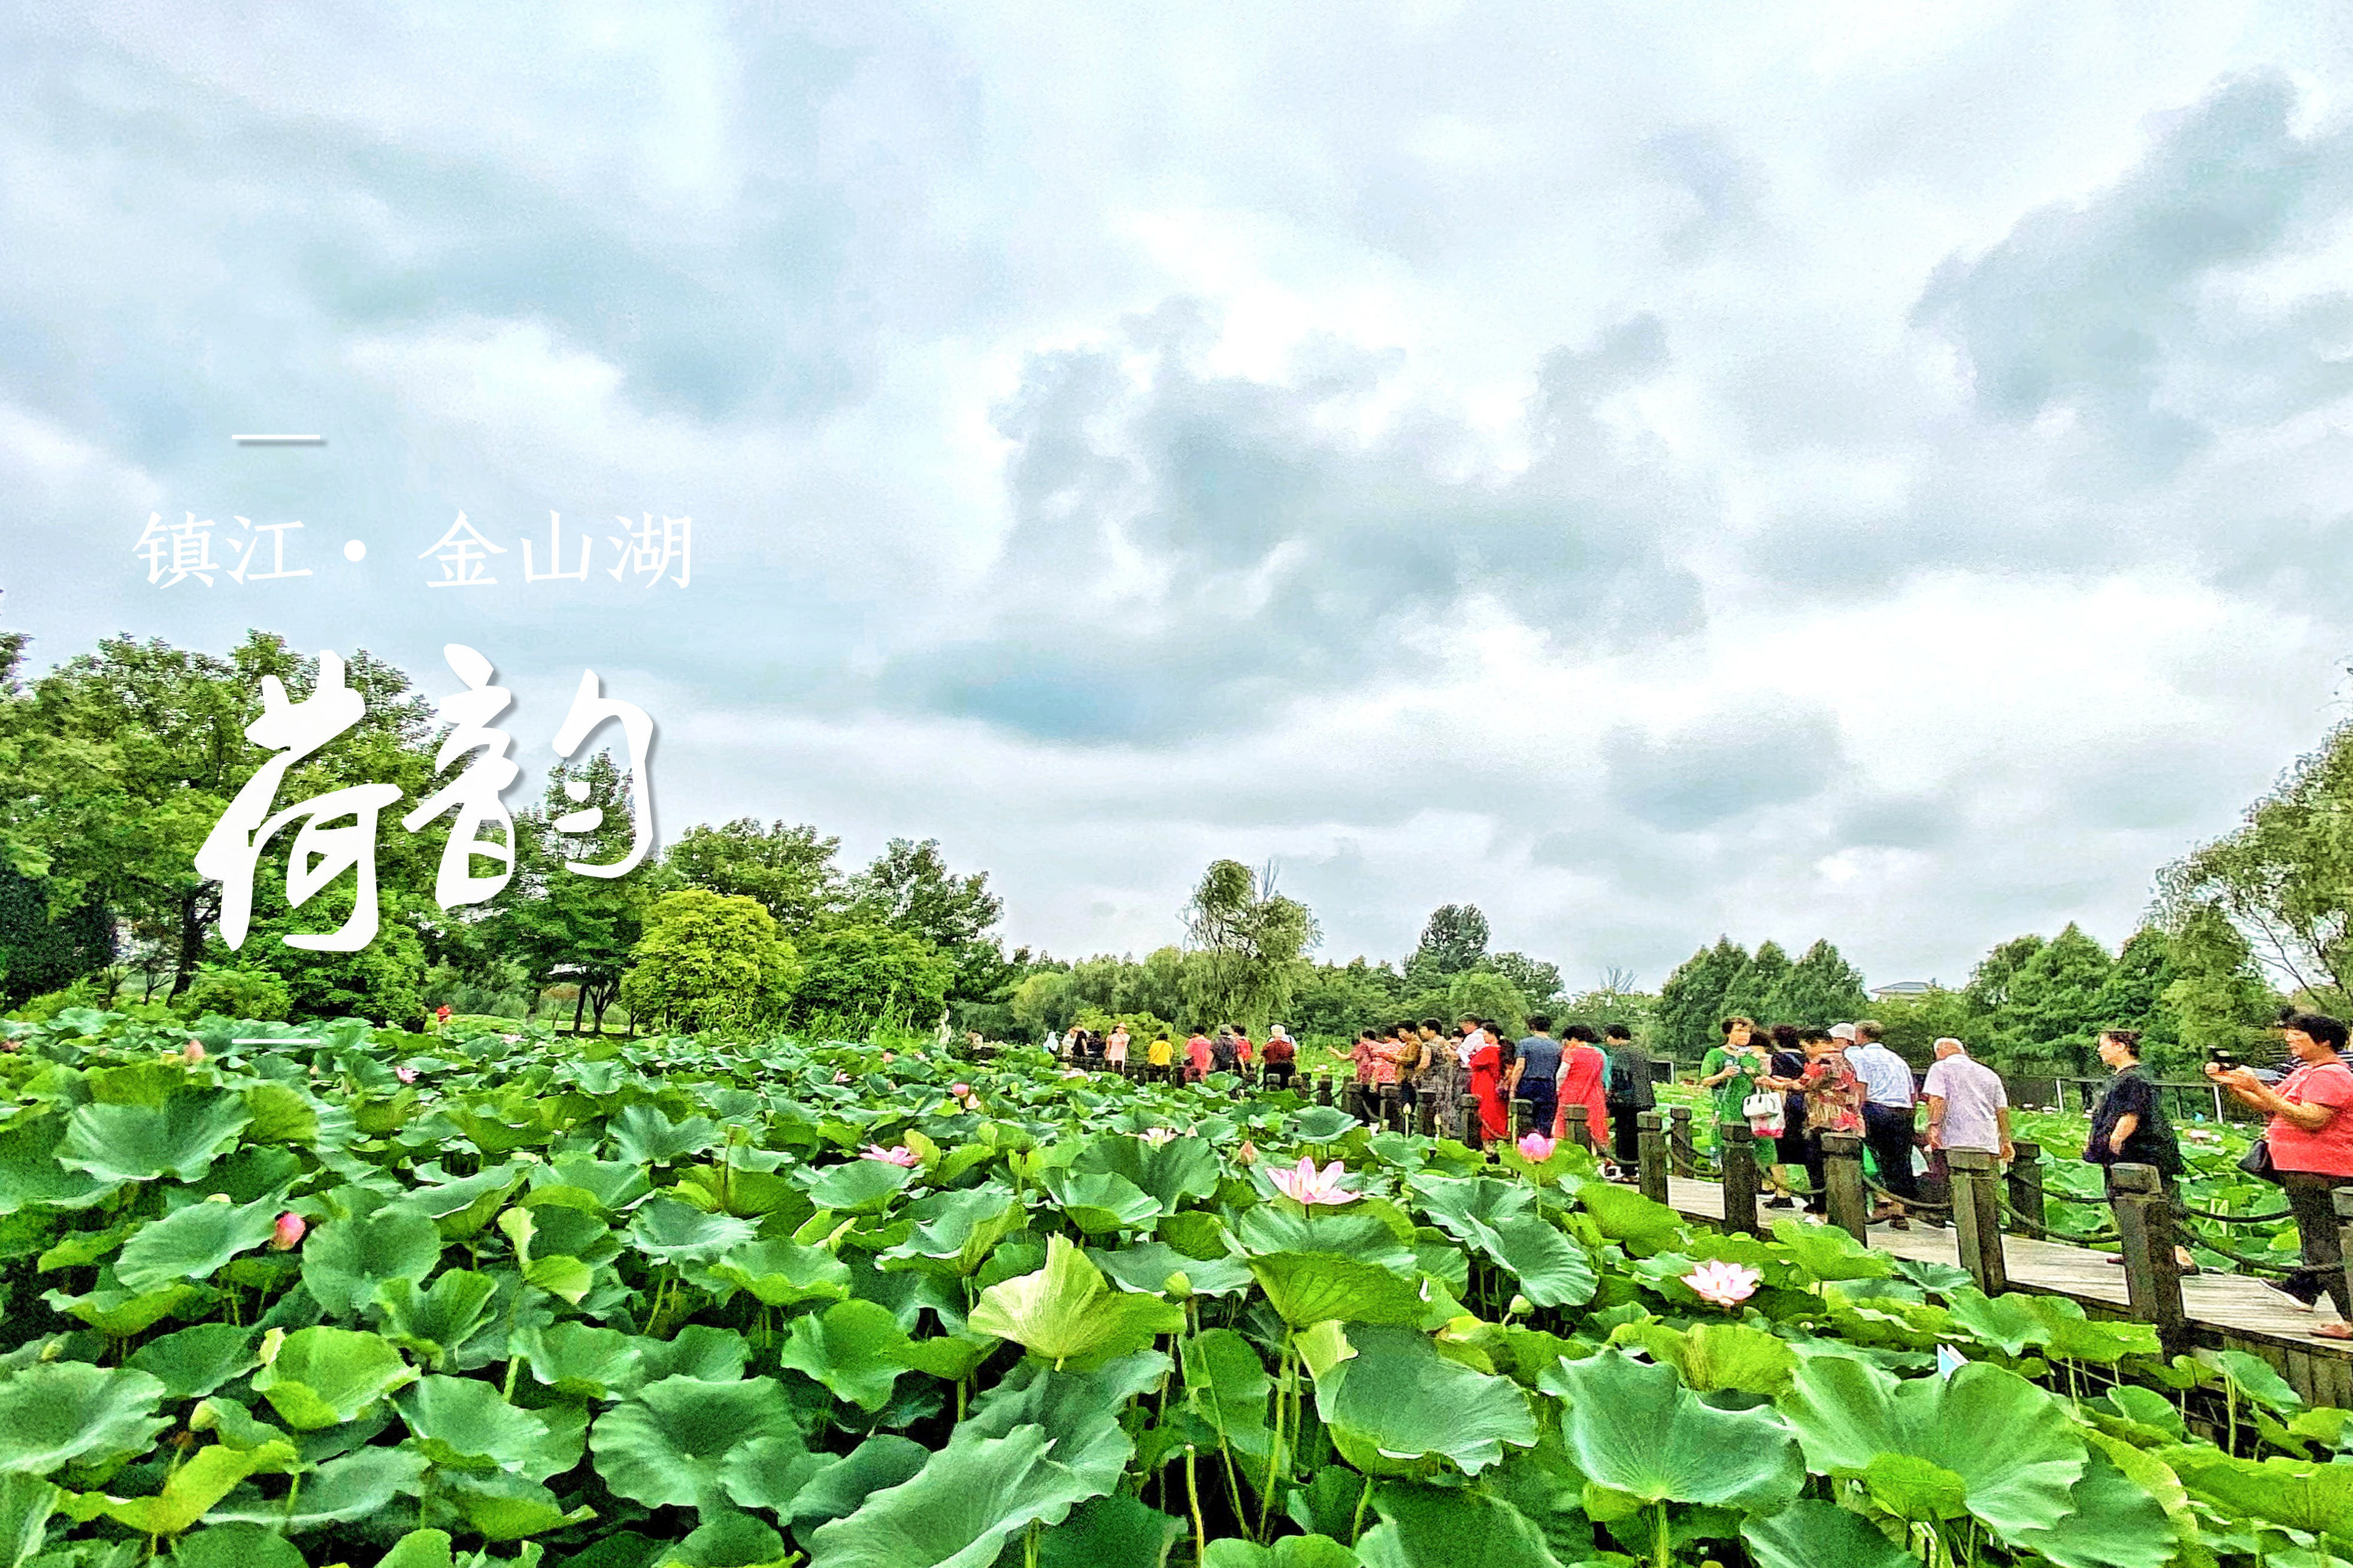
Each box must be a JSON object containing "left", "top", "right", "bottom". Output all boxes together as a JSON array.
[
  {"left": 1610, "top": 1105, "right": 1642, "bottom": 1164},
  {"left": 1799, "top": 1130, "right": 1828, "bottom": 1213},
  {"left": 1522, "top": 1088, "right": 1556, "bottom": 1142},
  {"left": 1266, "top": 1063, "right": 1295, "bottom": 1088},
  {"left": 2281, "top": 1170, "right": 2353, "bottom": 1318},
  {"left": 1863, "top": 1105, "right": 1918, "bottom": 1203}
]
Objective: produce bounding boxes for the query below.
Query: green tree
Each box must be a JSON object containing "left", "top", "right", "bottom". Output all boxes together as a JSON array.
[
  {"left": 1962, "top": 933, "right": 2047, "bottom": 1048},
  {"left": 1291, "top": 957, "right": 1405, "bottom": 1042},
  {"left": 664, "top": 818, "right": 846, "bottom": 933},
  {"left": 2003, "top": 923, "right": 2113, "bottom": 1072},
  {"left": 620, "top": 890, "right": 796, "bottom": 1034},
  {"left": 1872, "top": 987, "right": 1974, "bottom": 1065},
  {"left": 1718, "top": 939, "right": 1791, "bottom": 1023},
  {"left": 1655, "top": 938, "right": 1746, "bottom": 1059},
  {"left": 0, "top": 865, "right": 114, "bottom": 1008},
  {"left": 479, "top": 754, "right": 658, "bottom": 1033},
  {"left": 2160, "top": 716, "right": 2353, "bottom": 1012},
  {"left": 2161, "top": 902, "right": 2281, "bottom": 1070},
  {"left": 1445, "top": 969, "right": 1528, "bottom": 1040},
  {"left": 1405, "top": 904, "right": 1489, "bottom": 987},
  {"left": 1763, "top": 939, "right": 1869, "bottom": 1029},
  {"left": 1009, "top": 967, "right": 1079, "bottom": 1038},
  {"left": 1483, "top": 951, "right": 1562, "bottom": 1011},
  {"left": 792, "top": 921, "right": 955, "bottom": 1035},
  {"left": 850, "top": 838, "right": 1005, "bottom": 1017},
  {"left": 1181, "top": 860, "right": 1319, "bottom": 1034},
  {"left": 2091, "top": 926, "right": 2181, "bottom": 1052}
]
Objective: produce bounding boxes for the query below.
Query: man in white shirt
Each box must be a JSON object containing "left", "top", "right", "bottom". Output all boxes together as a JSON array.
[
  {"left": 1924, "top": 1037, "right": 2012, "bottom": 1161},
  {"left": 1842, "top": 1021, "right": 1920, "bottom": 1226}
]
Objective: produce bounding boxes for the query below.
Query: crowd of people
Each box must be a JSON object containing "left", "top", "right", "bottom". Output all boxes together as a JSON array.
[{"left": 1037, "top": 1004, "right": 2352, "bottom": 1341}]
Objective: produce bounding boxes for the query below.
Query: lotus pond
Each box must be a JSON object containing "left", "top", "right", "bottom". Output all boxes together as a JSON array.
[{"left": 0, "top": 1008, "right": 2347, "bottom": 1568}]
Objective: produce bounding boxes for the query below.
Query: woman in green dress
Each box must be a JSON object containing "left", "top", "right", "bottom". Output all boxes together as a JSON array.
[{"left": 1698, "top": 1017, "right": 1776, "bottom": 1183}]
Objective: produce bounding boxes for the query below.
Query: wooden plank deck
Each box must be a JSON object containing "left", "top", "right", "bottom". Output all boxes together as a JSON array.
[{"left": 1661, "top": 1175, "right": 2353, "bottom": 1408}]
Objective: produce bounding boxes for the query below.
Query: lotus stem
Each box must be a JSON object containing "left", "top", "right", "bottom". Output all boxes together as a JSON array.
[{"left": 1185, "top": 1445, "right": 1207, "bottom": 1568}]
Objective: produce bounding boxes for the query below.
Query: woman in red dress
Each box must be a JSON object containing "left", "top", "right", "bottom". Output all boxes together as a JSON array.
[
  {"left": 1552, "top": 1023, "right": 1611, "bottom": 1152},
  {"left": 1466, "top": 1021, "right": 1509, "bottom": 1142}
]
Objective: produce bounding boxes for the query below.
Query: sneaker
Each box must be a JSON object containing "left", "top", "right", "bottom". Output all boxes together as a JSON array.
[
  {"left": 1883, "top": 1216, "right": 1910, "bottom": 1231},
  {"left": 1763, "top": 1195, "right": 1796, "bottom": 1210}
]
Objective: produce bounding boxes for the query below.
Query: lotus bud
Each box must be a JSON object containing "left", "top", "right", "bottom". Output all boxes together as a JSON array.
[
  {"left": 1507, "top": 1294, "right": 1533, "bottom": 1318},
  {"left": 269, "top": 1212, "right": 307, "bottom": 1251},
  {"left": 1235, "top": 1141, "right": 1258, "bottom": 1166},
  {"left": 183, "top": 1041, "right": 205, "bottom": 1064}
]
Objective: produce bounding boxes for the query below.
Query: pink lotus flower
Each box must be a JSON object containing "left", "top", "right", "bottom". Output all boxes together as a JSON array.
[
  {"left": 952, "top": 1083, "right": 971, "bottom": 1097},
  {"left": 860, "top": 1145, "right": 920, "bottom": 1167},
  {"left": 1236, "top": 1141, "right": 1258, "bottom": 1166},
  {"left": 1142, "top": 1128, "right": 1178, "bottom": 1146},
  {"left": 1270, "top": 1155, "right": 1355, "bottom": 1206},
  {"left": 834, "top": 1071, "right": 852, "bottom": 1084},
  {"left": 1516, "top": 1132, "right": 1556, "bottom": 1162},
  {"left": 269, "top": 1212, "right": 307, "bottom": 1251},
  {"left": 183, "top": 1041, "right": 205, "bottom": 1064},
  {"left": 395, "top": 1066, "right": 417, "bottom": 1084},
  {"left": 1682, "top": 1259, "right": 1761, "bottom": 1309},
  {"left": 880, "top": 1052, "right": 894, "bottom": 1064},
  {"left": 435, "top": 1006, "right": 451, "bottom": 1021}
]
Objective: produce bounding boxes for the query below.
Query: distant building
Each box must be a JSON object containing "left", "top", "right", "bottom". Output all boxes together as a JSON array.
[{"left": 1868, "top": 980, "right": 1940, "bottom": 1001}]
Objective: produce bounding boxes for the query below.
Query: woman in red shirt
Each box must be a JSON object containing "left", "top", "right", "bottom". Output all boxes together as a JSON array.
[
  {"left": 1465, "top": 1021, "right": 1509, "bottom": 1142},
  {"left": 1553, "top": 1024, "right": 1612, "bottom": 1154},
  {"left": 2210, "top": 1011, "right": 2353, "bottom": 1338}
]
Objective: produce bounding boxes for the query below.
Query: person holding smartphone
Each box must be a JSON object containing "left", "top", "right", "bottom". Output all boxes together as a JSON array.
[{"left": 2208, "top": 1011, "right": 2353, "bottom": 1339}]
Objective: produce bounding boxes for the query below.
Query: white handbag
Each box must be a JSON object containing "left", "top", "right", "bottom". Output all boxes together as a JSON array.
[{"left": 1741, "top": 1090, "right": 1780, "bottom": 1120}]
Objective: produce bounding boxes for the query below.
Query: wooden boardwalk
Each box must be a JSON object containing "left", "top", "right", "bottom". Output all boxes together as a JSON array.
[{"left": 1661, "top": 1175, "right": 2353, "bottom": 1408}]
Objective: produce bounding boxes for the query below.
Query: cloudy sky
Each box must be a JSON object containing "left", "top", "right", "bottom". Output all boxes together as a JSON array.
[{"left": 7, "top": 2, "right": 2353, "bottom": 990}]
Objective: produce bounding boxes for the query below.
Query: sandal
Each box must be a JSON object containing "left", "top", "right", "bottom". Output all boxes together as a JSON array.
[{"left": 2310, "top": 1321, "right": 2352, "bottom": 1341}]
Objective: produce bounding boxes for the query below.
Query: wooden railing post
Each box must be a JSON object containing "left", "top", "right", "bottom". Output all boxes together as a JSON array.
[
  {"left": 1822, "top": 1132, "right": 1870, "bottom": 1242},
  {"left": 1667, "top": 1105, "right": 1695, "bottom": 1172},
  {"left": 2335, "top": 1188, "right": 2353, "bottom": 1327},
  {"left": 1413, "top": 1092, "right": 1436, "bottom": 1136},
  {"left": 1456, "top": 1094, "right": 1481, "bottom": 1145},
  {"left": 2004, "top": 1139, "right": 2045, "bottom": 1236},
  {"left": 1379, "top": 1084, "right": 1402, "bottom": 1132},
  {"left": 2109, "top": 1162, "right": 2188, "bottom": 1354},
  {"left": 1948, "top": 1149, "right": 2009, "bottom": 1294},
  {"left": 1314, "top": 1075, "right": 1333, "bottom": 1108},
  {"left": 1636, "top": 1111, "right": 1670, "bottom": 1205},
  {"left": 1511, "top": 1098, "right": 1534, "bottom": 1140},
  {"left": 1719, "top": 1123, "right": 1761, "bottom": 1235},
  {"left": 1561, "top": 1102, "right": 1592, "bottom": 1155}
]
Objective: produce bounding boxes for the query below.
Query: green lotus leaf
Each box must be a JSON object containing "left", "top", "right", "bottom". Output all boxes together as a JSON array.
[
  {"left": 1089, "top": 1241, "right": 1255, "bottom": 1299},
  {"left": 890, "top": 1332, "right": 996, "bottom": 1382},
  {"left": 1249, "top": 1252, "right": 1427, "bottom": 1328},
  {"left": 251, "top": 1326, "right": 417, "bottom": 1430},
  {"left": 174, "top": 1522, "right": 308, "bottom": 1568},
  {"left": 1232, "top": 1207, "right": 1415, "bottom": 1272},
  {"left": 1291, "top": 1108, "right": 1359, "bottom": 1141},
  {"left": 0, "top": 1118, "right": 117, "bottom": 1213},
  {"left": 373, "top": 1527, "right": 453, "bottom": 1568},
  {"left": 528, "top": 1155, "right": 652, "bottom": 1214},
  {"left": 1779, "top": 1357, "right": 2084, "bottom": 1534},
  {"left": 40, "top": 1221, "right": 135, "bottom": 1271},
  {"left": 241, "top": 1083, "right": 320, "bottom": 1146},
  {"left": 73, "top": 1440, "right": 296, "bottom": 1537},
  {"left": 375, "top": 1270, "right": 501, "bottom": 1369},
  {"left": 609, "top": 1102, "right": 720, "bottom": 1165},
  {"left": 1206, "top": 1536, "right": 1361, "bottom": 1568},
  {"left": 301, "top": 1201, "right": 448, "bottom": 1323},
  {"left": 204, "top": 1443, "right": 429, "bottom": 1531},
  {"left": 2166, "top": 1446, "right": 2353, "bottom": 1545},
  {"left": 0, "top": 1363, "right": 170, "bottom": 1475},
  {"left": 523, "top": 1322, "right": 645, "bottom": 1401},
  {"left": 398, "top": 1164, "right": 526, "bottom": 1240},
  {"left": 1999, "top": 1445, "right": 2178, "bottom": 1568},
  {"left": 523, "top": 1254, "right": 593, "bottom": 1305},
  {"left": 1768, "top": 1217, "right": 1894, "bottom": 1282},
  {"left": 1303, "top": 1323, "right": 1536, "bottom": 1477},
  {"left": 1355, "top": 1482, "right": 1556, "bottom": 1568},
  {"left": 2027, "top": 1297, "right": 2159, "bottom": 1365},
  {"left": 628, "top": 1196, "right": 758, "bottom": 1264},
  {"left": 957, "top": 1353, "right": 1159, "bottom": 1496},
  {"left": 1477, "top": 1215, "right": 1595, "bottom": 1309},
  {"left": 779, "top": 1299, "right": 911, "bottom": 1412},
  {"left": 2198, "top": 1348, "right": 2305, "bottom": 1414},
  {"left": 126, "top": 1324, "right": 260, "bottom": 1400},
  {"left": 60, "top": 1094, "right": 251, "bottom": 1184},
  {"left": 589, "top": 1375, "right": 801, "bottom": 1510},
  {"left": 658, "top": 1509, "right": 788, "bottom": 1567},
  {"left": 718, "top": 1431, "right": 823, "bottom": 1515},
  {"left": 395, "top": 1375, "right": 584, "bottom": 1481},
  {"left": 41, "top": 1279, "right": 208, "bottom": 1336},
  {"left": 1070, "top": 1135, "right": 1223, "bottom": 1211},
  {"left": 1742, "top": 1499, "right": 1915, "bottom": 1568},
  {"left": 116, "top": 1197, "right": 281, "bottom": 1294},
  {"left": 1183, "top": 1327, "right": 1277, "bottom": 1474},
  {"left": 804, "top": 1425, "right": 1099, "bottom": 1568},
  {"left": 1043, "top": 1170, "right": 1174, "bottom": 1235},
  {"left": 1039, "top": 1495, "right": 1187, "bottom": 1568},
  {"left": 1573, "top": 1182, "right": 1685, "bottom": 1253},
  {"left": 969, "top": 1236, "right": 1184, "bottom": 1367},
  {"left": 804, "top": 1160, "right": 919, "bottom": 1215},
  {"left": 1625, "top": 1321, "right": 1798, "bottom": 1397},
  {"left": 872, "top": 1185, "right": 1020, "bottom": 1279},
  {"left": 673, "top": 1164, "right": 810, "bottom": 1223},
  {"left": 1945, "top": 1288, "right": 2050, "bottom": 1356},
  {"left": 786, "top": 1436, "right": 930, "bottom": 1527},
  {"left": 708, "top": 1236, "right": 852, "bottom": 1306},
  {"left": 635, "top": 1326, "right": 749, "bottom": 1383},
  {"left": 431, "top": 1471, "right": 595, "bottom": 1540},
  {"left": 1553, "top": 1348, "right": 1803, "bottom": 1512}
]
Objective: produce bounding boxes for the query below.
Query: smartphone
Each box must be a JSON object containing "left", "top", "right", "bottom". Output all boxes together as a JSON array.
[{"left": 2204, "top": 1045, "right": 2243, "bottom": 1072}]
